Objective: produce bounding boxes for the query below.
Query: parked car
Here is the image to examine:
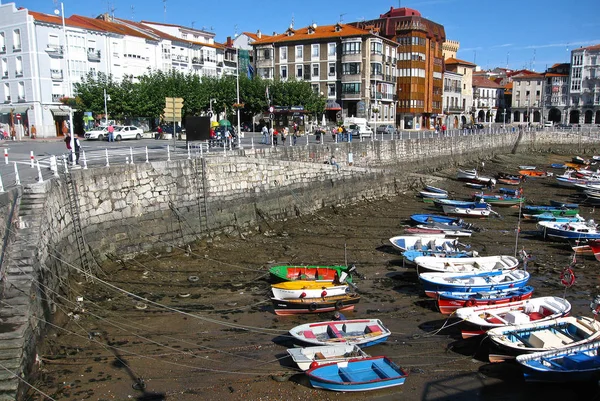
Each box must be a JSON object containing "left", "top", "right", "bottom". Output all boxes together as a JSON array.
[
  {"left": 375, "top": 124, "right": 397, "bottom": 135},
  {"left": 114, "top": 125, "right": 144, "bottom": 141},
  {"left": 84, "top": 126, "right": 109, "bottom": 140},
  {"left": 160, "top": 124, "right": 183, "bottom": 134},
  {"left": 556, "top": 123, "right": 572, "bottom": 129},
  {"left": 462, "top": 123, "right": 484, "bottom": 129},
  {"left": 543, "top": 121, "right": 553, "bottom": 128}
]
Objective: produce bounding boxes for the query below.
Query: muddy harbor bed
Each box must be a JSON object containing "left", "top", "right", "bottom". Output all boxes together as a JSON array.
[{"left": 30, "top": 153, "right": 600, "bottom": 401}]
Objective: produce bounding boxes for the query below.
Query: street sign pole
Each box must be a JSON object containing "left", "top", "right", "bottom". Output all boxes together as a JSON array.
[{"left": 173, "top": 97, "right": 176, "bottom": 148}]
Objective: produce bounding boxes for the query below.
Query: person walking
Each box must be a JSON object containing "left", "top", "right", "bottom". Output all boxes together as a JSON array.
[
  {"left": 272, "top": 128, "right": 278, "bottom": 146},
  {"left": 281, "top": 126, "right": 288, "bottom": 145},
  {"left": 107, "top": 124, "right": 115, "bottom": 142},
  {"left": 261, "top": 125, "right": 268, "bottom": 144},
  {"left": 30, "top": 124, "right": 37, "bottom": 139},
  {"left": 64, "top": 133, "right": 81, "bottom": 164},
  {"left": 156, "top": 125, "right": 162, "bottom": 140}
]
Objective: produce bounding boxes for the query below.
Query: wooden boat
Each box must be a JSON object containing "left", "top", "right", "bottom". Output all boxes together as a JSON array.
[
  {"left": 473, "top": 193, "right": 525, "bottom": 207},
  {"left": 271, "top": 280, "right": 350, "bottom": 299},
  {"left": 523, "top": 205, "right": 579, "bottom": 216},
  {"left": 419, "top": 269, "right": 530, "bottom": 298},
  {"left": 497, "top": 187, "right": 519, "bottom": 196},
  {"left": 497, "top": 172, "right": 522, "bottom": 180},
  {"left": 436, "top": 286, "right": 535, "bottom": 315},
  {"left": 414, "top": 255, "right": 519, "bottom": 275},
  {"left": 306, "top": 356, "right": 408, "bottom": 392},
  {"left": 289, "top": 319, "right": 391, "bottom": 347},
  {"left": 487, "top": 316, "right": 600, "bottom": 362},
  {"left": 497, "top": 178, "right": 520, "bottom": 186},
  {"left": 587, "top": 239, "right": 600, "bottom": 262},
  {"left": 424, "top": 185, "right": 448, "bottom": 195},
  {"left": 418, "top": 190, "right": 448, "bottom": 199},
  {"left": 456, "top": 169, "right": 497, "bottom": 186},
  {"left": 268, "top": 265, "right": 353, "bottom": 283},
  {"left": 403, "top": 249, "right": 476, "bottom": 265},
  {"left": 441, "top": 204, "right": 492, "bottom": 218},
  {"left": 433, "top": 199, "right": 488, "bottom": 209},
  {"left": 286, "top": 344, "right": 369, "bottom": 371},
  {"left": 410, "top": 214, "right": 463, "bottom": 226},
  {"left": 271, "top": 293, "right": 360, "bottom": 316},
  {"left": 519, "top": 170, "right": 550, "bottom": 177},
  {"left": 549, "top": 200, "right": 579, "bottom": 209},
  {"left": 403, "top": 228, "right": 447, "bottom": 237},
  {"left": 414, "top": 224, "right": 473, "bottom": 237},
  {"left": 523, "top": 212, "right": 583, "bottom": 223},
  {"left": 389, "top": 236, "right": 460, "bottom": 252},
  {"left": 570, "top": 239, "right": 593, "bottom": 255},
  {"left": 538, "top": 220, "right": 600, "bottom": 240},
  {"left": 517, "top": 340, "right": 600, "bottom": 382},
  {"left": 455, "top": 296, "right": 572, "bottom": 338}
]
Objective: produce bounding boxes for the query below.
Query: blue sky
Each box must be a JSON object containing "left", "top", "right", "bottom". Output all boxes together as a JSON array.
[{"left": 13, "top": 0, "right": 600, "bottom": 72}]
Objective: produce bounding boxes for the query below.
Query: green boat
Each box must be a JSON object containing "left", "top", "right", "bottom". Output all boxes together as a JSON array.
[
  {"left": 484, "top": 197, "right": 526, "bottom": 207},
  {"left": 522, "top": 206, "right": 579, "bottom": 216},
  {"left": 268, "top": 265, "right": 353, "bottom": 283}
]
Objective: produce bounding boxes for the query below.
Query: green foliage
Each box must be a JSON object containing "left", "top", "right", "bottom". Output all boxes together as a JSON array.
[{"left": 73, "top": 70, "right": 327, "bottom": 124}]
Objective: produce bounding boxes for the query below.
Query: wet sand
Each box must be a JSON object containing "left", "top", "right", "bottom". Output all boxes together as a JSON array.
[{"left": 30, "top": 152, "right": 600, "bottom": 401}]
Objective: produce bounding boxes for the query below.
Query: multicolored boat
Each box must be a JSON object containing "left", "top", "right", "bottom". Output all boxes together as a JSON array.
[
  {"left": 436, "top": 286, "right": 534, "bottom": 315},
  {"left": 271, "top": 293, "right": 360, "bottom": 316},
  {"left": 268, "top": 265, "right": 353, "bottom": 283}
]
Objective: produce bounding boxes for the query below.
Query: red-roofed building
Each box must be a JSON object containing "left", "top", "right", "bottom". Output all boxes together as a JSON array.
[
  {"left": 543, "top": 63, "right": 570, "bottom": 124},
  {"left": 510, "top": 70, "right": 545, "bottom": 124},
  {"left": 472, "top": 76, "right": 502, "bottom": 124},
  {"left": 445, "top": 58, "right": 477, "bottom": 126},
  {"left": 252, "top": 23, "right": 399, "bottom": 127},
  {"left": 569, "top": 44, "right": 600, "bottom": 125},
  {"left": 349, "top": 7, "right": 446, "bottom": 130}
]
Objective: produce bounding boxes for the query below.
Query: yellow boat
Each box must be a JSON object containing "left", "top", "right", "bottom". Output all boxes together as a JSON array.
[{"left": 271, "top": 280, "right": 350, "bottom": 299}]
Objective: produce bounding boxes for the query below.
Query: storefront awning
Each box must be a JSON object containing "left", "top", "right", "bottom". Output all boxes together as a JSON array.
[
  {"left": 325, "top": 100, "right": 342, "bottom": 111},
  {"left": 49, "top": 107, "right": 71, "bottom": 117},
  {"left": 0, "top": 106, "right": 29, "bottom": 115}
]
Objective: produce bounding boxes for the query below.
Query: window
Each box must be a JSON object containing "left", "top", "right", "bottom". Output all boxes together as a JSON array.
[
  {"left": 311, "top": 84, "right": 319, "bottom": 93},
  {"left": 370, "top": 41, "right": 382, "bottom": 55},
  {"left": 295, "top": 45, "right": 303, "bottom": 60},
  {"left": 261, "top": 48, "right": 271, "bottom": 60},
  {"left": 328, "top": 43, "right": 336, "bottom": 57},
  {"left": 3, "top": 82, "right": 9, "bottom": 102},
  {"left": 342, "top": 42, "right": 361, "bottom": 55},
  {"left": 280, "top": 65, "right": 287, "bottom": 79},
  {"left": 15, "top": 56, "right": 22, "bottom": 76},
  {"left": 0, "top": 33, "right": 4, "bottom": 53},
  {"left": 296, "top": 64, "right": 303, "bottom": 78},
  {"left": 312, "top": 63, "right": 319, "bottom": 77},
  {"left": 591, "top": 56, "right": 597, "bottom": 65},
  {"left": 17, "top": 81, "right": 24, "bottom": 101},
  {"left": 328, "top": 62, "right": 335, "bottom": 77},
  {"left": 311, "top": 44, "right": 319, "bottom": 58},
  {"left": 327, "top": 83, "right": 335, "bottom": 97},
  {"left": 48, "top": 34, "right": 59, "bottom": 49},
  {"left": 1, "top": 58, "right": 7, "bottom": 78},
  {"left": 280, "top": 47, "right": 287, "bottom": 61},
  {"left": 342, "top": 63, "right": 360, "bottom": 75},
  {"left": 341, "top": 82, "right": 361, "bottom": 94},
  {"left": 12, "top": 29, "right": 21, "bottom": 51},
  {"left": 371, "top": 63, "right": 382, "bottom": 75}
]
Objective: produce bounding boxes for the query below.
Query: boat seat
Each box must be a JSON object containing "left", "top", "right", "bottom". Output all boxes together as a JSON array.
[
  {"left": 528, "top": 312, "right": 545, "bottom": 321},
  {"left": 338, "top": 367, "right": 354, "bottom": 383},
  {"left": 314, "top": 352, "right": 326, "bottom": 360},
  {"left": 364, "top": 325, "right": 382, "bottom": 335},
  {"left": 327, "top": 325, "right": 344, "bottom": 339},
  {"left": 371, "top": 363, "right": 390, "bottom": 379},
  {"left": 303, "top": 330, "right": 317, "bottom": 339}
]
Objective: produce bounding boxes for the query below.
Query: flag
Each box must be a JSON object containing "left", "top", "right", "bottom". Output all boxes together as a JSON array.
[
  {"left": 247, "top": 63, "right": 254, "bottom": 79},
  {"left": 265, "top": 85, "right": 270, "bottom": 104}
]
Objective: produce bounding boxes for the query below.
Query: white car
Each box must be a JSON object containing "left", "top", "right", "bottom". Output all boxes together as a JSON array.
[
  {"left": 84, "top": 126, "right": 109, "bottom": 140},
  {"left": 114, "top": 125, "right": 144, "bottom": 141}
]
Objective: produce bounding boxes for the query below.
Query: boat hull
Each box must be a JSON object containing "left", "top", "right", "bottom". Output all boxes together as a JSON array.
[
  {"left": 289, "top": 319, "right": 391, "bottom": 347},
  {"left": 420, "top": 270, "right": 530, "bottom": 298},
  {"left": 271, "top": 294, "right": 360, "bottom": 316},
  {"left": 286, "top": 344, "right": 369, "bottom": 371},
  {"left": 271, "top": 283, "right": 349, "bottom": 299},
  {"left": 268, "top": 265, "right": 352, "bottom": 282},
  {"left": 436, "top": 286, "right": 534, "bottom": 315}
]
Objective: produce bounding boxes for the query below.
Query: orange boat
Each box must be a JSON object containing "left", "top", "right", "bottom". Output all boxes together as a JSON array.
[{"left": 519, "top": 170, "right": 548, "bottom": 177}]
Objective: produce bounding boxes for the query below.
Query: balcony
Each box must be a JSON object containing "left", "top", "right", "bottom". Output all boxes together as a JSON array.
[
  {"left": 17, "top": 96, "right": 25, "bottom": 103},
  {"left": 172, "top": 54, "right": 189, "bottom": 63},
  {"left": 446, "top": 106, "right": 464, "bottom": 112},
  {"left": 45, "top": 45, "right": 64, "bottom": 58},
  {"left": 0, "top": 45, "right": 5, "bottom": 54},
  {"left": 87, "top": 49, "right": 101, "bottom": 62},
  {"left": 50, "top": 69, "right": 63, "bottom": 80},
  {"left": 370, "top": 73, "right": 384, "bottom": 81},
  {"left": 13, "top": 44, "right": 21, "bottom": 52},
  {"left": 2, "top": 71, "right": 7, "bottom": 79},
  {"left": 15, "top": 70, "right": 23, "bottom": 78},
  {"left": 341, "top": 73, "right": 360, "bottom": 83},
  {"left": 4, "top": 96, "right": 10, "bottom": 103},
  {"left": 192, "top": 56, "right": 204, "bottom": 65},
  {"left": 52, "top": 94, "right": 63, "bottom": 102}
]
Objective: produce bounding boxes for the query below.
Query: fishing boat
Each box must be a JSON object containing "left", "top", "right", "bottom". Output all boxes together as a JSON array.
[
  {"left": 306, "top": 356, "right": 408, "bottom": 392},
  {"left": 587, "top": 239, "right": 600, "bottom": 262},
  {"left": 455, "top": 296, "right": 572, "bottom": 338},
  {"left": 523, "top": 212, "right": 583, "bottom": 223},
  {"left": 473, "top": 193, "right": 525, "bottom": 207},
  {"left": 441, "top": 204, "right": 492, "bottom": 218},
  {"left": 403, "top": 228, "right": 448, "bottom": 237},
  {"left": 497, "top": 178, "right": 521, "bottom": 186},
  {"left": 519, "top": 170, "right": 550, "bottom": 177},
  {"left": 487, "top": 316, "right": 600, "bottom": 362},
  {"left": 550, "top": 163, "right": 567, "bottom": 169},
  {"left": 519, "top": 165, "right": 537, "bottom": 170},
  {"left": 538, "top": 220, "right": 600, "bottom": 240},
  {"left": 289, "top": 319, "right": 391, "bottom": 347},
  {"left": 410, "top": 214, "right": 463, "bottom": 226},
  {"left": 572, "top": 156, "right": 590, "bottom": 165},
  {"left": 414, "top": 255, "right": 519, "bottom": 275},
  {"left": 522, "top": 205, "right": 579, "bottom": 216},
  {"left": 388, "top": 236, "right": 460, "bottom": 252},
  {"left": 414, "top": 223, "right": 473, "bottom": 237},
  {"left": 456, "top": 169, "right": 497, "bottom": 186},
  {"left": 268, "top": 265, "right": 353, "bottom": 283},
  {"left": 418, "top": 190, "right": 448, "bottom": 199},
  {"left": 465, "top": 182, "right": 485, "bottom": 189},
  {"left": 271, "top": 280, "right": 350, "bottom": 299},
  {"left": 286, "top": 344, "right": 369, "bottom": 371},
  {"left": 569, "top": 239, "right": 593, "bottom": 255},
  {"left": 497, "top": 187, "right": 519, "bottom": 196},
  {"left": 402, "top": 249, "right": 476, "bottom": 265},
  {"left": 424, "top": 185, "right": 448, "bottom": 195},
  {"left": 271, "top": 293, "right": 360, "bottom": 316},
  {"left": 516, "top": 340, "right": 600, "bottom": 382},
  {"left": 419, "top": 269, "right": 530, "bottom": 298},
  {"left": 549, "top": 200, "right": 579, "bottom": 209},
  {"left": 436, "top": 286, "right": 534, "bottom": 315}
]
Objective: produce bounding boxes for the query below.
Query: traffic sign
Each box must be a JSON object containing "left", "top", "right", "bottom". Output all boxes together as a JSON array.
[
  {"left": 269, "top": 106, "right": 274, "bottom": 113},
  {"left": 207, "top": 111, "right": 213, "bottom": 118},
  {"left": 336, "top": 111, "right": 342, "bottom": 119},
  {"left": 269, "top": 113, "right": 275, "bottom": 120},
  {"left": 16, "top": 114, "right": 21, "bottom": 120},
  {"left": 166, "top": 97, "right": 184, "bottom": 108}
]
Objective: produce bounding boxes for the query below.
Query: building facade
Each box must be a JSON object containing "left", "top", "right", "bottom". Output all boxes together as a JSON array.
[
  {"left": 444, "top": 58, "right": 475, "bottom": 127},
  {"left": 252, "top": 23, "right": 398, "bottom": 127},
  {"left": 472, "top": 75, "right": 501, "bottom": 124},
  {"left": 569, "top": 44, "right": 600, "bottom": 125},
  {"left": 510, "top": 71, "right": 544, "bottom": 124},
  {"left": 350, "top": 7, "right": 446, "bottom": 130},
  {"left": 543, "top": 63, "right": 570, "bottom": 124},
  {"left": 442, "top": 70, "right": 462, "bottom": 128}
]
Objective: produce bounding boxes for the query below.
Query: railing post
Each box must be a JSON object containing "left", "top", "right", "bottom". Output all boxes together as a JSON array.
[
  {"left": 4, "top": 148, "right": 8, "bottom": 164},
  {"left": 0, "top": 172, "right": 4, "bottom": 192},
  {"left": 145, "top": 146, "right": 149, "bottom": 163},
  {"left": 13, "top": 162, "right": 20, "bottom": 186},
  {"left": 105, "top": 148, "right": 110, "bottom": 167},
  {"left": 167, "top": 144, "right": 171, "bottom": 161},
  {"left": 36, "top": 160, "right": 43, "bottom": 183},
  {"left": 30, "top": 151, "right": 35, "bottom": 168},
  {"left": 129, "top": 147, "right": 134, "bottom": 165},
  {"left": 187, "top": 142, "right": 191, "bottom": 159},
  {"left": 82, "top": 150, "right": 88, "bottom": 169}
]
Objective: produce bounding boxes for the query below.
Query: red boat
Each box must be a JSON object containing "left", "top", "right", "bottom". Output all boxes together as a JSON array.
[
  {"left": 435, "top": 286, "right": 535, "bottom": 315},
  {"left": 588, "top": 239, "right": 600, "bottom": 262}
]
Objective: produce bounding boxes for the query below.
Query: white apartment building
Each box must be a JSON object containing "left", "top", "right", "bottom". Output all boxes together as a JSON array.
[
  {"left": 510, "top": 72, "right": 544, "bottom": 124},
  {"left": 442, "top": 70, "right": 462, "bottom": 128},
  {"left": 444, "top": 58, "right": 475, "bottom": 126},
  {"left": 569, "top": 44, "right": 600, "bottom": 125},
  {"left": 543, "top": 63, "right": 570, "bottom": 124},
  {"left": 472, "top": 75, "right": 502, "bottom": 124},
  {"left": 0, "top": 3, "right": 233, "bottom": 138}
]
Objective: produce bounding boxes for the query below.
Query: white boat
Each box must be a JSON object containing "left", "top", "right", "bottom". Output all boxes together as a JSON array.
[
  {"left": 456, "top": 169, "right": 497, "bottom": 186},
  {"left": 441, "top": 204, "right": 492, "bottom": 218},
  {"left": 455, "top": 296, "right": 572, "bottom": 338},
  {"left": 487, "top": 316, "right": 600, "bottom": 362},
  {"left": 419, "top": 269, "right": 530, "bottom": 298},
  {"left": 286, "top": 344, "right": 369, "bottom": 371},
  {"left": 519, "top": 165, "right": 536, "bottom": 170},
  {"left": 271, "top": 280, "right": 350, "bottom": 299},
  {"left": 289, "top": 319, "right": 391, "bottom": 347},
  {"left": 424, "top": 185, "right": 448, "bottom": 195},
  {"left": 389, "top": 235, "right": 459, "bottom": 252},
  {"left": 414, "top": 255, "right": 519, "bottom": 274},
  {"left": 419, "top": 190, "right": 448, "bottom": 199}
]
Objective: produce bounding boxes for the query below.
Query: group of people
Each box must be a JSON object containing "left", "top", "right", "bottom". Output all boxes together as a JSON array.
[{"left": 260, "top": 122, "right": 300, "bottom": 146}]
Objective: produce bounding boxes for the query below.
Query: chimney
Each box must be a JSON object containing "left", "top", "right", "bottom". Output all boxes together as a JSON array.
[
  {"left": 257, "top": 29, "right": 261, "bottom": 38},
  {"left": 226, "top": 36, "right": 233, "bottom": 47}
]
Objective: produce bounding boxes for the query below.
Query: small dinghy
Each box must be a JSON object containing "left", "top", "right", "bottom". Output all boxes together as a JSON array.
[
  {"left": 289, "top": 319, "right": 391, "bottom": 347},
  {"left": 269, "top": 265, "right": 354, "bottom": 283},
  {"left": 441, "top": 204, "right": 492, "bottom": 218},
  {"left": 287, "top": 344, "right": 369, "bottom": 371},
  {"left": 455, "top": 296, "right": 572, "bottom": 338},
  {"left": 389, "top": 236, "right": 460, "bottom": 252},
  {"left": 271, "top": 293, "right": 360, "bottom": 316},
  {"left": 549, "top": 200, "right": 579, "bottom": 209},
  {"left": 306, "top": 356, "right": 408, "bottom": 392},
  {"left": 424, "top": 185, "right": 448, "bottom": 195},
  {"left": 487, "top": 316, "right": 600, "bottom": 362},
  {"left": 418, "top": 190, "right": 448, "bottom": 199},
  {"left": 436, "top": 286, "right": 534, "bottom": 315},
  {"left": 538, "top": 220, "right": 600, "bottom": 240},
  {"left": 517, "top": 340, "right": 600, "bottom": 382},
  {"left": 271, "top": 279, "right": 350, "bottom": 299},
  {"left": 414, "top": 255, "right": 519, "bottom": 275},
  {"left": 419, "top": 269, "right": 530, "bottom": 298}
]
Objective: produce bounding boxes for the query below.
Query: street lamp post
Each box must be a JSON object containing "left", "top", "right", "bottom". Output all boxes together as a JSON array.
[
  {"left": 103, "top": 88, "right": 110, "bottom": 124},
  {"left": 235, "top": 49, "right": 242, "bottom": 148},
  {"left": 56, "top": 2, "right": 75, "bottom": 164}
]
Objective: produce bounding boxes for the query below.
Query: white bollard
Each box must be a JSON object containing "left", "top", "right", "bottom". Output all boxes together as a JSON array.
[
  {"left": 13, "top": 162, "right": 20, "bottom": 186},
  {"left": 129, "top": 147, "right": 134, "bottom": 165},
  {"left": 187, "top": 143, "right": 191, "bottom": 159},
  {"left": 0, "top": 173, "right": 4, "bottom": 192},
  {"left": 30, "top": 151, "right": 35, "bottom": 168},
  {"left": 381, "top": 132, "right": 384, "bottom": 142},
  {"left": 223, "top": 141, "right": 227, "bottom": 155},
  {"left": 306, "top": 134, "right": 309, "bottom": 146},
  {"left": 145, "top": 146, "right": 149, "bottom": 163},
  {"left": 200, "top": 143, "right": 203, "bottom": 157},
  {"left": 36, "top": 160, "right": 43, "bottom": 183},
  {"left": 3, "top": 148, "right": 7, "bottom": 164},
  {"left": 251, "top": 137, "right": 254, "bottom": 150},
  {"left": 105, "top": 148, "right": 110, "bottom": 167},
  {"left": 321, "top": 134, "right": 324, "bottom": 145},
  {"left": 82, "top": 150, "right": 88, "bottom": 169},
  {"left": 63, "top": 155, "right": 68, "bottom": 173},
  {"left": 126, "top": 156, "right": 130, "bottom": 164},
  {"left": 50, "top": 155, "right": 59, "bottom": 177},
  {"left": 167, "top": 144, "right": 171, "bottom": 161}
]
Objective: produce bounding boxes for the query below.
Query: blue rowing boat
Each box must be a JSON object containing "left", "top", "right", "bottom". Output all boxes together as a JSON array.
[
  {"left": 306, "top": 356, "right": 408, "bottom": 392},
  {"left": 419, "top": 269, "right": 530, "bottom": 298}
]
